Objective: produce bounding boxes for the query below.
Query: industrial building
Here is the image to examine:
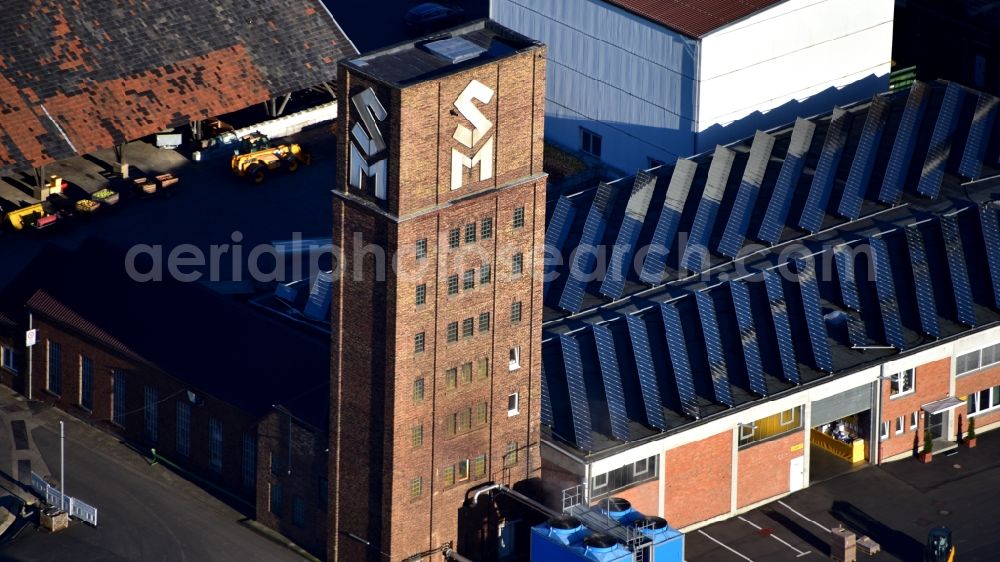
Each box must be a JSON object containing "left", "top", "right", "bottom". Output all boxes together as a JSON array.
[
  {"left": 491, "top": 0, "right": 895, "bottom": 173},
  {"left": 537, "top": 79, "right": 1000, "bottom": 530},
  {"left": 328, "top": 20, "right": 547, "bottom": 562}
]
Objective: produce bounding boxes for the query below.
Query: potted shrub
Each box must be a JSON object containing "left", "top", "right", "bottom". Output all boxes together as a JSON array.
[
  {"left": 919, "top": 429, "right": 934, "bottom": 463},
  {"left": 966, "top": 417, "right": 977, "bottom": 448}
]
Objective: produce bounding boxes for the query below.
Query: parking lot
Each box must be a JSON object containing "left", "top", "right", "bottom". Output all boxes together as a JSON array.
[{"left": 685, "top": 437, "right": 1000, "bottom": 561}]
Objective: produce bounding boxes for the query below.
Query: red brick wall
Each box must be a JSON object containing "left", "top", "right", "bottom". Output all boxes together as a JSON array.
[
  {"left": 956, "top": 362, "right": 1000, "bottom": 431},
  {"left": 879, "top": 358, "right": 951, "bottom": 460},
  {"left": 664, "top": 431, "right": 732, "bottom": 528},
  {"left": 332, "top": 41, "right": 547, "bottom": 562},
  {"left": 256, "top": 411, "right": 328, "bottom": 558},
  {"left": 27, "top": 318, "right": 258, "bottom": 500},
  {"left": 608, "top": 478, "right": 659, "bottom": 518},
  {"left": 736, "top": 430, "right": 804, "bottom": 509}
]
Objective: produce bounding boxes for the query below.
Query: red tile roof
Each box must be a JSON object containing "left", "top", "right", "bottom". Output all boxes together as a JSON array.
[
  {"left": 603, "top": 0, "right": 787, "bottom": 37},
  {"left": 0, "top": 1, "right": 357, "bottom": 173}
]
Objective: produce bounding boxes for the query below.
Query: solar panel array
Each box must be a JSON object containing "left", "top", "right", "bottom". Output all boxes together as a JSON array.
[
  {"left": 839, "top": 96, "right": 890, "bottom": 219},
  {"left": 718, "top": 131, "right": 776, "bottom": 257},
  {"left": 625, "top": 315, "right": 668, "bottom": 430},
  {"left": 879, "top": 81, "right": 930, "bottom": 204},
  {"left": 869, "top": 236, "right": 906, "bottom": 349},
  {"left": 958, "top": 94, "right": 999, "bottom": 180},
  {"left": 917, "top": 82, "right": 965, "bottom": 198},
  {"left": 834, "top": 246, "right": 862, "bottom": 311},
  {"left": 560, "top": 334, "right": 595, "bottom": 451},
  {"left": 758, "top": 118, "right": 816, "bottom": 243},
  {"left": 592, "top": 324, "right": 631, "bottom": 441},
  {"left": 640, "top": 158, "right": 697, "bottom": 284},
  {"left": 681, "top": 146, "right": 735, "bottom": 272},
  {"left": 601, "top": 171, "right": 658, "bottom": 299},
  {"left": 981, "top": 202, "right": 1000, "bottom": 309},
  {"left": 800, "top": 108, "right": 852, "bottom": 233},
  {"left": 763, "top": 270, "right": 801, "bottom": 384},
  {"left": 660, "top": 302, "right": 703, "bottom": 416},
  {"left": 730, "top": 280, "right": 769, "bottom": 396},
  {"left": 559, "top": 182, "right": 618, "bottom": 312},
  {"left": 793, "top": 257, "right": 834, "bottom": 371},
  {"left": 941, "top": 213, "right": 977, "bottom": 326},
  {"left": 540, "top": 363, "right": 554, "bottom": 427},
  {"left": 543, "top": 196, "right": 577, "bottom": 299},
  {"left": 694, "top": 292, "right": 736, "bottom": 406},
  {"left": 904, "top": 225, "right": 941, "bottom": 338}
]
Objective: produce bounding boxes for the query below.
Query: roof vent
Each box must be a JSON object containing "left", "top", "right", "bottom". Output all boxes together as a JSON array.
[{"left": 423, "top": 37, "right": 485, "bottom": 64}]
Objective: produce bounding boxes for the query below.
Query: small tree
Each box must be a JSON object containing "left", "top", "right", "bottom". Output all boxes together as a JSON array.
[
  {"left": 967, "top": 416, "right": 976, "bottom": 440},
  {"left": 923, "top": 429, "right": 934, "bottom": 454}
]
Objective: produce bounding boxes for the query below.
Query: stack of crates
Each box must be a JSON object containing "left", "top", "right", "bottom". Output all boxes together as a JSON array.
[{"left": 830, "top": 527, "right": 856, "bottom": 562}]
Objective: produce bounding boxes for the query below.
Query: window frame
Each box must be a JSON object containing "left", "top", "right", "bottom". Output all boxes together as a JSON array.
[
  {"left": 292, "top": 496, "right": 306, "bottom": 528},
  {"left": 414, "top": 332, "right": 425, "bottom": 353},
  {"left": 512, "top": 252, "right": 524, "bottom": 276},
  {"left": 889, "top": 368, "right": 915, "bottom": 398},
  {"left": 480, "top": 264, "right": 492, "bottom": 284},
  {"left": 410, "top": 476, "right": 422, "bottom": 499},
  {"left": 463, "top": 269, "right": 475, "bottom": 291},
  {"left": 895, "top": 415, "right": 905, "bottom": 435},
  {"left": 241, "top": 432, "right": 256, "bottom": 489},
  {"left": 511, "top": 301, "right": 522, "bottom": 323},
  {"left": 79, "top": 355, "right": 93, "bottom": 410},
  {"left": 879, "top": 420, "right": 890, "bottom": 440},
  {"left": 910, "top": 411, "right": 918, "bottom": 430},
  {"left": 462, "top": 317, "right": 474, "bottom": 338},
  {"left": 508, "top": 347, "right": 521, "bottom": 371},
  {"left": 479, "top": 312, "right": 490, "bottom": 333},
  {"left": 47, "top": 339, "right": 62, "bottom": 396},
  {"left": 144, "top": 385, "right": 158, "bottom": 442},
  {"left": 447, "top": 274, "right": 459, "bottom": 295},
  {"left": 0, "top": 344, "right": 18, "bottom": 374},
  {"left": 449, "top": 228, "right": 460, "bottom": 249},
  {"left": 447, "top": 322, "right": 459, "bottom": 342},
  {"left": 413, "top": 377, "right": 425, "bottom": 401},
  {"left": 481, "top": 218, "right": 493, "bottom": 239},
  {"left": 176, "top": 400, "right": 192, "bottom": 456},
  {"left": 507, "top": 392, "right": 519, "bottom": 416},
  {"left": 412, "top": 424, "right": 424, "bottom": 448},
  {"left": 581, "top": 127, "right": 602, "bottom": 157},
  {"left": 415, "top": 283, "right": 427, "bottom": 306},
  {"left": 461, "top": 362, "right": 473, "bottom": 384},
  {"left": 969, "top": 385, "right": 1000, "bottom": 417},
  {"left": 513, "top": 207, "right": 525, "bottom": 229},
  {"left": 457, "top": 459, "right": 470, "bottom": 481},
  {"left": 208, "top": 417, "right": 223, "bottom": 474},
  {"left": 416, "top": 238, "right": 428, "bottom": 260},
  {"left": 446, "top": 368, "right": 458, "bottom": 390}
]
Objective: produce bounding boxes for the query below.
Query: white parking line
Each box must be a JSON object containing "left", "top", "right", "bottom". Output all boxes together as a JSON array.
[
  {"left": 777, "top": 500, "right": 831, "bottom": 533},
  {"left": 738, "top": 516, "right": 813, "bottom": 558},
  {"left": 697, "top": 529, "right": 755, "bottom": 561}
]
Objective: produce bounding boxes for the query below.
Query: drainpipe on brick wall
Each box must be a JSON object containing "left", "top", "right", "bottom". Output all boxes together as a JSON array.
[
  {"left": 26, "top": 312, "right": 33, "bottom": 401},
  {"left": 873, "top": 365, "right": 885, "bottom": 465}
]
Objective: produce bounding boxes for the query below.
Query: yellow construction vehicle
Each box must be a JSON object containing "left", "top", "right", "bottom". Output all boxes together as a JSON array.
[
  {"left": 230, "top": 133, "right": 310, "bottom": 183},
  {"left": 3, "top": 202, "right": 59, "bottom": 231}
]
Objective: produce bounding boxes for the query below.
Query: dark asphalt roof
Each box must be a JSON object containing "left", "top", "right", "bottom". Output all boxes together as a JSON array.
[
  {"left": 0, "top": 0, "right": 357, "bottom": 173},
  {"left": 542, "top": 80, "right": 1000, "bottom": 459},
  {"left": 343, "top": 19, "right": 540, "bottom": 87},
  {"left": 603, "top": 0, "right": 787, "bottom": 38},
  {"left": 0, "top": 239, "right": 329, "bottom": 428}
]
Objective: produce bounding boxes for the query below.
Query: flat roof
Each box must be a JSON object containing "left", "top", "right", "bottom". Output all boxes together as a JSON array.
[
  {"left": 603, "top": 0, "right": 787, "bottom": 38},
  {"left": 343, "top": 19, "right": 541, "bottom": 87},
  {"left": 541, "top": 80, "right": 1000, "bottom": 459}
]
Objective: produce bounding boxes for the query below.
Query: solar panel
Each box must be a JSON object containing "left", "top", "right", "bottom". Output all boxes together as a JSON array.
[
  {"left": 879, "top": 81, "right": 930, "bottom": 204},
  {"left": 640, "top": 158, "right": 697, "bottom": 284},
  {"left": 839, "top": 96, "right": 890, "bottom": 219},
  {"left": 917, "top": 82, "right": 965, "bottom": 198},
  {"left": 559, "top": 334, "right": 595, "bottom": 451},
  {"left": 758, "top": 118, "right": 816, "bottom": 244},
  {"left": 729, "top": 280, "right": 768, "bottom": 396},
  {"left": 834, "top": 246, "right": 862, "bottom": 311},
  {"left": 660, "top": 302, "right": 701, "bottom": 416},
  {"left": 694, "top": 292, "right": 736, "bottom": 406},
  {"left": 958, "top": 94, "right": 999, "bottom": 180},
  {"left": 941, "top": 214, "right": 977, "bottom": 326},
  {"left": 601, "top": 171, "right": 658, "bottom": 299},
  {"left": 540, "top": 362, "right": 554, "bottom": 427},
  {"left": 544, "top": 196, "right": 577, "bottom": 299},
  {"left": 904, "top": 226, "right": 941, "bottom": 338},
  {"left": 869, "top": 236, "right": 906, "bottom": 349},
  {"left": 980, "top": 202, "right": 1000, "bottom": 309},
  {"left": 718, "top": 131, "right": 776, "bottom": 257},
  {"left": 681, "top": 146, "right": 736, "bottom": 272},
  {"left": 592, "top": 324, "right": 631, "bottom": 441},
  {"left": 559, "top": 182, "right": 618, "bottom": 312},
  {"left": 624, "top": 314, "right": 668, "bottom": 430},
  {"left": 799, "top": 108, "right": 852, "bottom": 233},
  {"left": 304, "top": 271, "right": 332, "bottom": 321},
  {"left": 846, "top": 311, "right": 869, "bottom": 348},
  {"left": 793, "top": 257, "right": 834, "bottom": 372},
  {"left": 763, "top": 270, "right": 801, "bottom": 384}
]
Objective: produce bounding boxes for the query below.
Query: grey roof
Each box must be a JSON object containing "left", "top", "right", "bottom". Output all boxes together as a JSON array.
[{"left": 541, "top": 80, "right": 1000, "bottom": 459}]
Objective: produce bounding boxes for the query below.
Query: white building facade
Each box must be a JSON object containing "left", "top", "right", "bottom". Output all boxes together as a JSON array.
[{"left": 491, "top": 0, "right": 894, "bottom": 173}]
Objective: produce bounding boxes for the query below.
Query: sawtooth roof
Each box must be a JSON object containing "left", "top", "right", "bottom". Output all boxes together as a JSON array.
[{"left": 0, "top": 0, "right": 357, "bottom": 173}]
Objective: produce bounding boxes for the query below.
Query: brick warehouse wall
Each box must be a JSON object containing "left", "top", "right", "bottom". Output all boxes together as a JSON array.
[
  {"left": 664, "top": 431, "right": 732, "bottom": 528},
  {"left": 956, "top": 362, "right": 1000, "bottom": 432},
  {"left": 602, "top": 478, "right": 659, "bottom": 518},
  {"left": 736, "top": 430, "right": 804, "bottom": 509},
  {"left": 331, "top": 35, "right": 547, "bottom": 562},
  {"left": 256, "top": 410, "right": 328, "bottom": 558},
  {"left": 879, "top": 357, "right": 951, "bottom": 460},
  {"left": 26, "top": 317, "right": 258, "bottom": 501}
]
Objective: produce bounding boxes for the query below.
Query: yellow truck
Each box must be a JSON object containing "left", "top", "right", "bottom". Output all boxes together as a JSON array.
[{"left": 230, "top": 133, "right": 310, "bottom": 183}]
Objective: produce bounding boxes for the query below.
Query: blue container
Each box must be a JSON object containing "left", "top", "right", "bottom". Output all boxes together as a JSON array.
[
  {"left": 531, "top": 517, "right": 632, "bottom": 562},
  {"left": 634, "top": 516, "right": 685, "bottom": 562}
]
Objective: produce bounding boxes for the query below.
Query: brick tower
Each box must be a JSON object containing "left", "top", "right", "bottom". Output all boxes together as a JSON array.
[{"left": 329, "top": 21, "right": 546, "bottom": 562}]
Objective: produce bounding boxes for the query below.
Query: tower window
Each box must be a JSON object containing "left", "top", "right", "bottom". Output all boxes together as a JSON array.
[
  {"left": 513, "top": 207, "right": 525, "bottom": 229},
  {"left": 446, "top": 368, "right": 458, "bottom": 389},
  {"left": 414, "top": 332, "right": 425, "bottom": 353},
  {"left": 507, "top": 393, "right": 519, "bottom": 416},
  {"left": 511, "top": 301, "right": 522, "bottom": 323},
  {"left": 413, "top": 378, "right": 425, "bottom": 401},
  {"left": 447, "top": 322, "right": 459, "bottom": 342},
  {"left": 509, "top": 347, "right": 521, "bottom": 371},
  {"left": 480, "top": 264, "right": 491, "bottom": 284},
  {"left": 481, "top": 218, "right": 493, "bottom": 239},
  {"left": 416, "top": 239, "right": 428, "bottom": 260},
  {"left": 449, "top": 228, "right": 460, "bottom": 249},
  {"left": 512, "top": 252, "right": 523, "bottom": 276},
  {"left": 448, "top": 275, "right": 459, "bottom": 295},
  {"left": 463, "top": 270, "right": 475, "bottom": 290},
  {"left": 462, "top": 318, "right": 474, "bottom": 338},
  {"left": 479, "top": 312, "right": 490, "bottom": 332},
  {"left": 415, "top": 284, "right": 426, "bottom": 306},
  {"left": 465, "top": 223, "right": 477, "bottom": 244}
]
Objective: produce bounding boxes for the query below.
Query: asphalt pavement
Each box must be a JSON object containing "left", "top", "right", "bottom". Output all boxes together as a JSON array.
[
  {"left": 0, "top": 390, "right": 302, "bottom": 561},
  {"left": 686, "top": 437, "right": 1000, "bottom": 562}
]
